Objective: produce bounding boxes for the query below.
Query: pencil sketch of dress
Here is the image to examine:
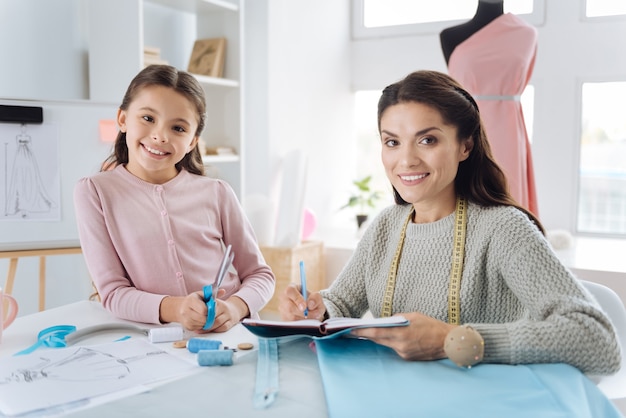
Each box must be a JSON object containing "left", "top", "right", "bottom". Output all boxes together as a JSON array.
[
  {"left": 0, "top": 340, "right": 191, "bottom": 417},
  {"left": 2, "top": 346, "right": 166, "bottom": 384},
  {"left": 6, "top": 124, "right": 55, "bottom": 216}
]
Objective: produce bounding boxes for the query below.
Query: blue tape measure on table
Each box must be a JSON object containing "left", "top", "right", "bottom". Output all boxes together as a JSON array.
[
  {"left": 13, "top": 325, "right": 77, "bottom": 356},
  {"left": 253, "top": 337, "right": 279, "bottom": 409},
  {"left": 13, "top": 323, "right": 183, "bottom": 356}
]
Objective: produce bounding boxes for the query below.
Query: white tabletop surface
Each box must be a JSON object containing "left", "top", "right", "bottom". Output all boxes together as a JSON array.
[{"left": 0, "top": 301, "right": 328, "bottom": 418}]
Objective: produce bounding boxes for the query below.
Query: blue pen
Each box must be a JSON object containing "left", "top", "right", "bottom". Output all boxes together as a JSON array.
[{"left": 299, "top": 260, "right": 308, "bottom": 317}]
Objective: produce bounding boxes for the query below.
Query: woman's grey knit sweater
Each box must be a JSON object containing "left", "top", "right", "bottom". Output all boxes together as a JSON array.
[{"left": 320, "top": 202, "right": 621, "bottom": 375}]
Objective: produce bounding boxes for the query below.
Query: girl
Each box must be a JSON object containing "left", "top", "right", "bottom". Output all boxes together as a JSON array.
[
  {"left": 279, "top": 70, "right": 620, "bottom": 375},
  {"left": 74, "top": 65, "right": 275, "bottom": 332}
]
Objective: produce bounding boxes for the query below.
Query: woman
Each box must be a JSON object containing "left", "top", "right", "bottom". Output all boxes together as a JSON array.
[{"left": 279, "top": 70, "right": 620, "bottom": 374}]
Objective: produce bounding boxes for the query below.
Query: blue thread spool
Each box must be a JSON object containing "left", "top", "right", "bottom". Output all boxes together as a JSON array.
[
  {"left": 187, "top": 338, "right": 222, "bottom": 353},
  {"left": 197, "top": 350, "right": 233, "bottom": 367}
]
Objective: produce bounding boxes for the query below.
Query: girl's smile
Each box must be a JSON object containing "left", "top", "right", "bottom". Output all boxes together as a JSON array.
[
  {"left": 117, "top": 85, "right": 199, "bottom": 184},
  {"left": 143, "top": 144, "right": 168, "bottom": 157}
]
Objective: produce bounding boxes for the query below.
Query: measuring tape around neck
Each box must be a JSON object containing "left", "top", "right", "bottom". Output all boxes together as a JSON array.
[
  {"left": 381, "top": 207, "right": 414, "bottom": 318},
  {"left": 381, "top": 197, "right": 468, "bottom": 325},
  {"left": 447, "top": 197, "right": 467, "bottom": 325}
]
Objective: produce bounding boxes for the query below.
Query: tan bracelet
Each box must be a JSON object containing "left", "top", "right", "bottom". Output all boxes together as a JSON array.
[{"left": 444, "top": 325, "right": 484, "bottom": 368}]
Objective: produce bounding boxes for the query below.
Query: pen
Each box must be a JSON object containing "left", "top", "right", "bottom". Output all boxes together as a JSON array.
[{"left": 299, "top": 260, "right": 308, "bottom": 317}]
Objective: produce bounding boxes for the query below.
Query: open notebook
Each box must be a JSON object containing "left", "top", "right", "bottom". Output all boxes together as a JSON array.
[{"left": 241, "top": 316, "right": 408, "bottom": 338}]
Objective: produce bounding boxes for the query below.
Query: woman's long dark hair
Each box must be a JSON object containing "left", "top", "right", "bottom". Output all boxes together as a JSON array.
[
  {"left": 101, "top": 65, "right": 206, "bottom": 175},
  {"left": 377, "top": 70, "right": 544, "bottom": 233}
]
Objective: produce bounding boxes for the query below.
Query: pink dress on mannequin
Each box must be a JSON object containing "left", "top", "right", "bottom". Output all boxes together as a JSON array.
[{"left": 447, "top": 13, "right": 539, "bottom": 216}]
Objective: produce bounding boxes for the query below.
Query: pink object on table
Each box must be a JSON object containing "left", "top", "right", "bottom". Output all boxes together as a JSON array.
[
  {"left": 301, "top": 208, "right": 317, "bottom": 240},
  {"left": 0, "top": 287, "right": 18, "bottom": 343}
]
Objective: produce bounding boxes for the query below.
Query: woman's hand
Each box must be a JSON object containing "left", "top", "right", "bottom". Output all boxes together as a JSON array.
[
  {"left": 278, "top": 283, "right": 326, "bottom": 321},
  {"left": 350, "top": 312, "right": 457, "bottom": 361}
]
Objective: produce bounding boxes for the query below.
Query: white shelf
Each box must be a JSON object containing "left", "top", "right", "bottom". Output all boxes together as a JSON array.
[
  {"left": 553, "top": 236, "right": 626, "bottom": 275},
  {"left": 148, "top": 0, "right": 238, "bottom": 13},
  {"left": 192, "top": 74, "right": 239, "bottom": 88},
  {"left": 202, "top": 155, "right": 240, "bottom": 164}
]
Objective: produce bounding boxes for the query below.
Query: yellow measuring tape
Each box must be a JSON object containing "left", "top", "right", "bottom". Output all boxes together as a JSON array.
[
  {"left": 381, "top": 206, "right": 414, "bottom": 318},
  {"left": 447, "top": 197, "right": 467, "bottom": 325},
  {"left": 381, "top": 197, "right": 467, "bottom": 325}
]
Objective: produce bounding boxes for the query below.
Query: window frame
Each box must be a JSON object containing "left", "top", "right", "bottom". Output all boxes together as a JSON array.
[
  {"left": 351, "top": 0, "right": 546, "bottom": 39},
  {"left": 575, "top": 75, "right": 626, "bottom": 238},
  {"left": 581, "top": 0, "right": 626, "bottom": 21}
]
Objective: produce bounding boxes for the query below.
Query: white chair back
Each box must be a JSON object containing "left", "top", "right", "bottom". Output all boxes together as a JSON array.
[{"left": 581, "top": 280, "right": 626, "bottom": 400}]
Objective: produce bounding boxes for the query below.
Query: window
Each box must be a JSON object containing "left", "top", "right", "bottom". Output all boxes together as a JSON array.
[
  {"left": 353, "top": 0, "right": 544, "bottom": 39},
  {"left": 354, "top": 90, "right": 390, "bottom": 213},
  {"left": 363, "top": 0, "right": 533, "bottom": 28},
  {"left": 585, "top": 0, "right": 626, "bottom": 18},
  {"left": 577, "top": 81, "right": 626, "bottom": 236}
]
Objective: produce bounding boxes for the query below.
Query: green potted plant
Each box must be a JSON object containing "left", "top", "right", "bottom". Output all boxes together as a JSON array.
[{"left": 340, "top": 175, "right": 382, "bottom": 228}]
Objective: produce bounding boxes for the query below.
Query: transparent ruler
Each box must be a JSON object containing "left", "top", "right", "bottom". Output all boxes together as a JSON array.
[{"left": 253, "top": 337, "right": 279, "bottom": 408}]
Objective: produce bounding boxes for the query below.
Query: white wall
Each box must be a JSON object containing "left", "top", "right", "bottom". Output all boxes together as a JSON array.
[
  {"left": 244, "top": 0, "right": 355, "bottom": 233},
  {"left": 0, "top": 0, "right": 88, "bottom": 101}
]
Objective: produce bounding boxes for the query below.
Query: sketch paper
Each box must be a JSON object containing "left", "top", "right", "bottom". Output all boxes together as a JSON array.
[
  {"left": 0, "top": 339, "right": 197, "bottom": 416},
  {"left": 0, "top": 123, "right": 60, "bottom": 221}
]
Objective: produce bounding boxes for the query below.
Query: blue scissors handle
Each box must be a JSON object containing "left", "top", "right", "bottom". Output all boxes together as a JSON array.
[
  {"left": 203, "top": 285, "right": 217, "bottom": 330},
  {"left": 202, "top": 245, "right": 234, "bottom": 330}
]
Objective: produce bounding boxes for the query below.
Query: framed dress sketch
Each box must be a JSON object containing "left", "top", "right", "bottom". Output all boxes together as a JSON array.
[{"left": 187, "top": 38, "right": 226, "bottom": 78}]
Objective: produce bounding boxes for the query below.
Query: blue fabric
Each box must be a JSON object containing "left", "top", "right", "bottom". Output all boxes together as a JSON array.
[{"left": 315, "top": 338, "right": 623, "bottom": 418}]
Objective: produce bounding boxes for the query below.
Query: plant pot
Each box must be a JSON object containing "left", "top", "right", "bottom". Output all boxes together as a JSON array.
[{"left": 356, "top": 214, "right": 368, "bottom": 228}]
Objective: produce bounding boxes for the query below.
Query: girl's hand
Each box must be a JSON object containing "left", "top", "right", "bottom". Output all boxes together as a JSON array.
[
  {"left": 278, "top": 283, "right": 326, "bottom": 321},
  {"left": 161, "top": 289, "right": 249, "bottom": 332},
  {"left": 350, "top": 312, "right": 457, "bottom": 361},
  {"left": 160, "top": 291, "right": 209, "bottom": 332},
  {"left": 207, "top": 290, "right": 250, "bottom": 333}
]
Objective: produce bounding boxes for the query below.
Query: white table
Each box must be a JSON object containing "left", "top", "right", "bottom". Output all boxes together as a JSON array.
[
  {"left": 0, "top": 301, "right": 328, "bottom": 418},
  {"left": 3, "top": 301, "right": 625, "bottom": 418}
]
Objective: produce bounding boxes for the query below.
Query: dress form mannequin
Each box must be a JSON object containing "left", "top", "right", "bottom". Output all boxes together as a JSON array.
[
  {"left": 440, "top": 1, "right": 540, "bottom": 216},
  {"left": 440, "top": 0, "right": 504, "bottom": 64}
]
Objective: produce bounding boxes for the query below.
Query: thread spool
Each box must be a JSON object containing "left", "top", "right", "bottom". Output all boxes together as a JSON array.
[
  {"left": 148, "top": 326, "right": 184, "bottom": 343},
  {"left": 187, "top": 338, "right": 222, "bottom": 353},
  {"left": 197, "top": 350, "right": 234, "bottom": 367}
]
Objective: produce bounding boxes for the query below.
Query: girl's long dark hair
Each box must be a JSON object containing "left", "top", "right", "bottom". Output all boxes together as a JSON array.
[
  {"left": 377, "top": 70, "right": 544, "bottom": 234},
  {"left": 101, "top": 65, "right": 206, "bottom": 175}
]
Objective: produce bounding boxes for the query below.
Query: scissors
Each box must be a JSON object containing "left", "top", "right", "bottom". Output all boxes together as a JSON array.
[{"left": 203, "top": 244, "right": 234, "bottom": 330}]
